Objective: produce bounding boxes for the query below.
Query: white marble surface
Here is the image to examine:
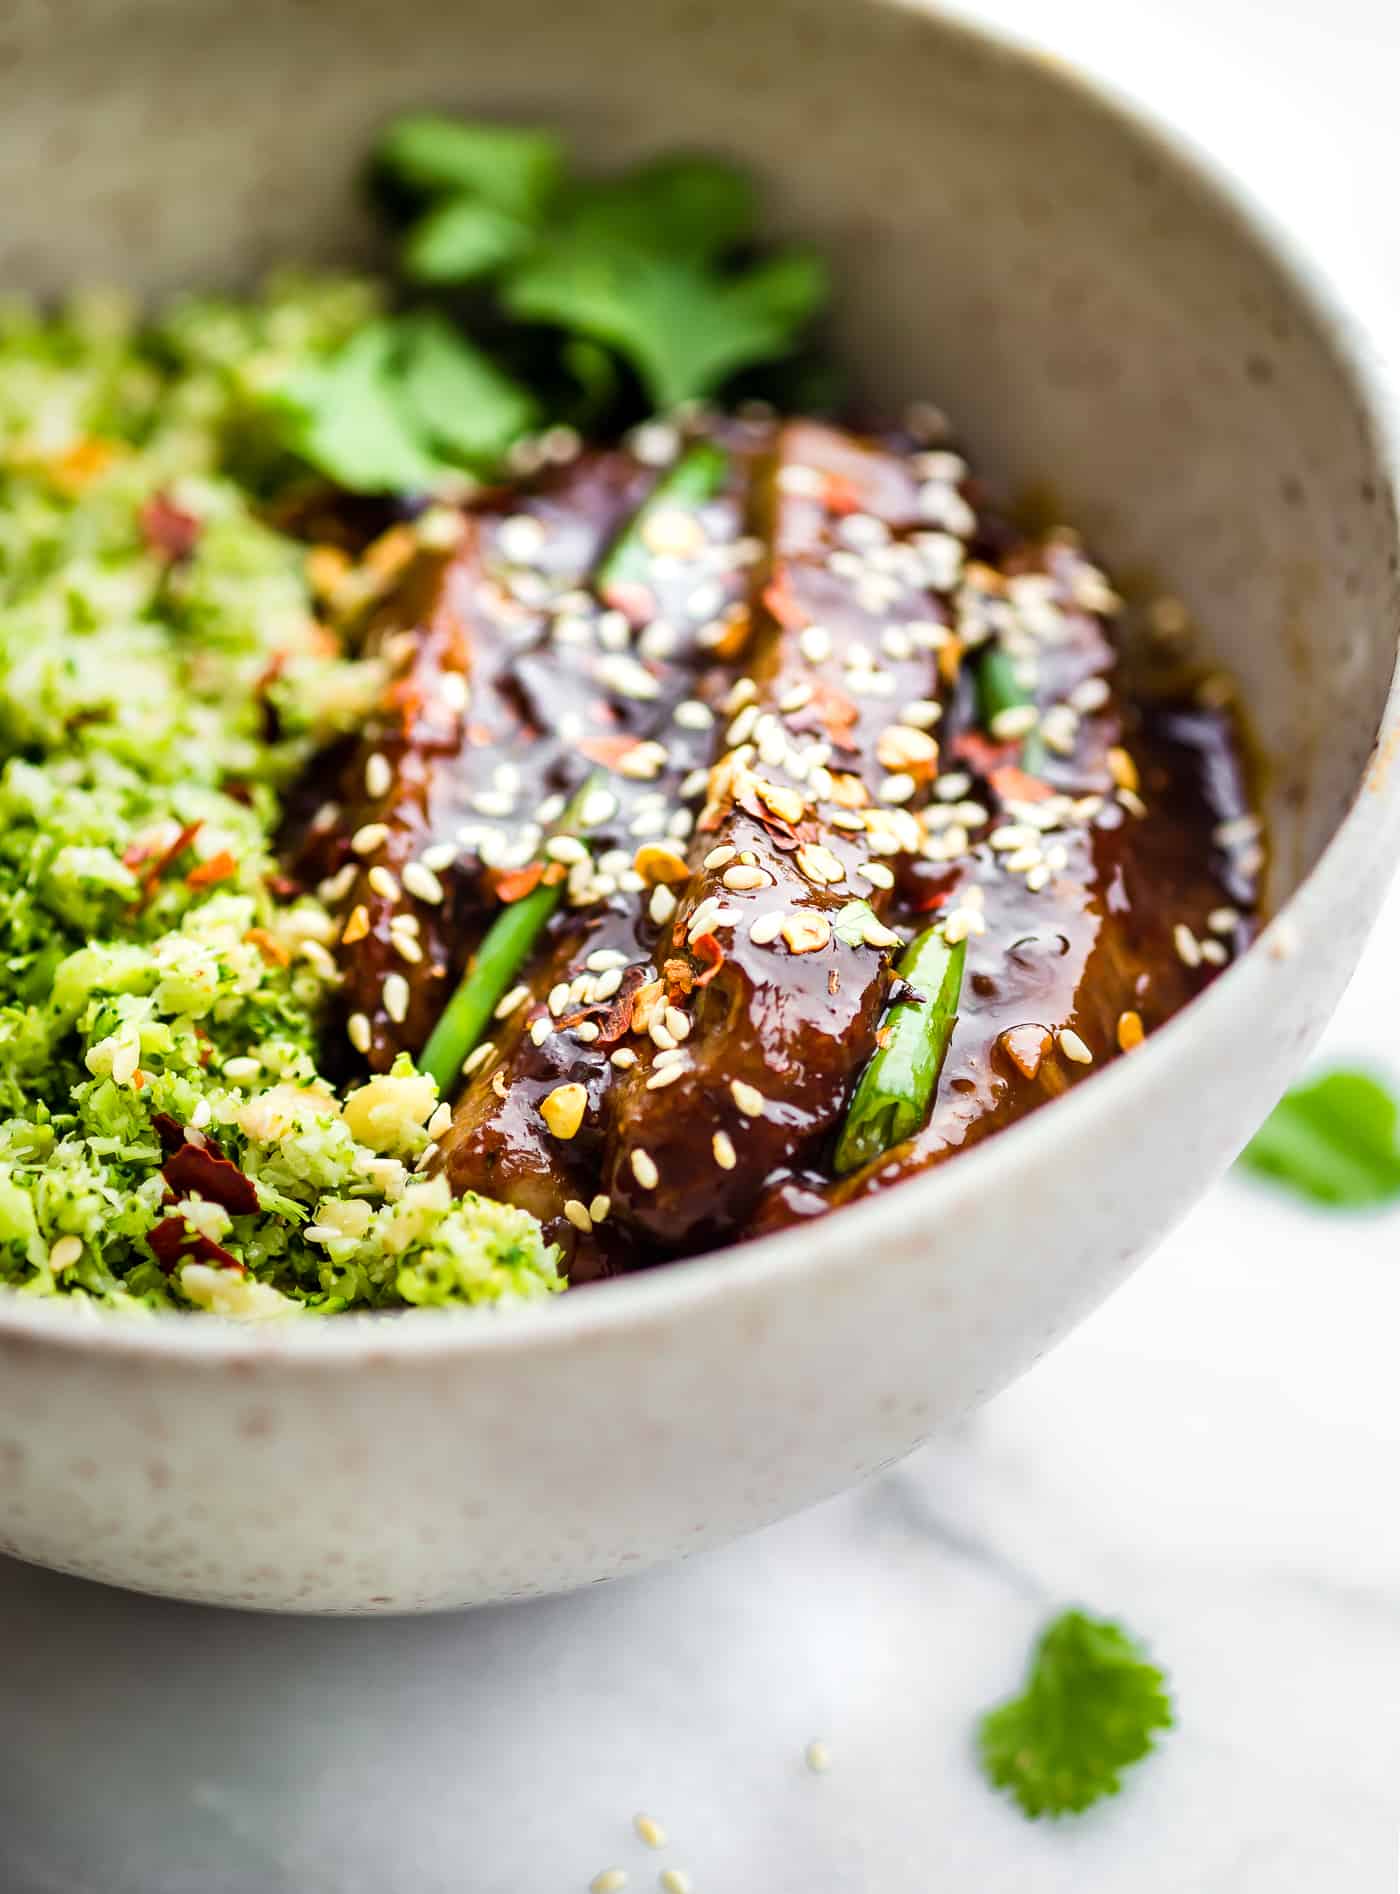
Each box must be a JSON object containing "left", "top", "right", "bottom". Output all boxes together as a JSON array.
[{"left": 4, "top": 4, "right": 1400, "bottom": 1889}]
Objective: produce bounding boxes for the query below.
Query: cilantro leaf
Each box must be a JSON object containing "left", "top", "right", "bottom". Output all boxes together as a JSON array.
[
  {"left": 266, "top": 314, "right": 535, "bottom": 492},
  {"left": 557, "top": 156, "right": 758, "bottom": 261},
  {"left": 977, "top": 1610, "right": 1173, "bottom": 1820},
  {"left": 402, "top": 198, "right": 537, "bottom": 284},
  {"left": 376, "top": 116, "right": 563, "bottom": 219},
  {"left": 268, "top": 319, "right": 446, "bottom": 494},
  {"left": 394, "top": 312, "right": 538, "bottom": 468},
  {"left": 505, "top": 243, "right": 827, "bottom": 411},
  {"left": 1239, "top": 1068, "right": 1400, "bottom": 1206}
]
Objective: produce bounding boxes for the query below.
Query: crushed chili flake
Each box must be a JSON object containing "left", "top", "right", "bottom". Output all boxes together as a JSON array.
[
  {"left": 186, "top": 850, "right": 239, "bottom": 889},
  {"left": 132, "top": 819, "right": 202, "bottom": 901},
  {"left": 662, "top": 957, "right": 696, "bottom": 997},
  {"left": 245, "top": 927, "right": 291, "bottom": 967},
  {"left": 139, "top": 491, "right": 202, "bottom": 562},
  {"left": 493, "top": 862, "right": 546, "bottom": 904},
  {"left": 147, "top": 1217, "right": 244, "bottom": 1276},
  {"left": 690, "top": 932, "right": 725, "bottom": 987},
  {"left": 578, "top": 733, "right": 646, "bottom": 770},
  {"left": 162, "top": 1137, "right": 260, "bottom": 1216},
  {"left": 762, "top": 572, "right": 805, "bottom": 630},
  {"left": 989, "top": 764, "right": 1055, "bottom": 805},
  {"left": 953, "top": 729, "right": 1018, "bottom": 776}
]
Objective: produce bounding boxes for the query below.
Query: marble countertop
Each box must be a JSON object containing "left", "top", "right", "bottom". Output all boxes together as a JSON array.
[{"left": 4, "top": 4, "right": 1400, "bottom": 1889}]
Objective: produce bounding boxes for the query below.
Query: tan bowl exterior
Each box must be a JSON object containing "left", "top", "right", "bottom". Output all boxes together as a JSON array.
[{"left": 0, "top": 0, "right": 1396, "bottom": 1610}]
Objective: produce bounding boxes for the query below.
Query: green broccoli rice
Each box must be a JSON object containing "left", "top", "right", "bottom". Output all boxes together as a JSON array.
[{"left": 0, "top": 280, "right": 562, "bottom": 1316}]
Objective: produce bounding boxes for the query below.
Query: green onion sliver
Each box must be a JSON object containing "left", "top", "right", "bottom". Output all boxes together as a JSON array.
[
  {"left": 418, "top": 775, "right": 600, "bottom": 1094},
  {"left": 977, "top": 646, "right": 1046, "bottom": 775},
  {"left": 833, "top": 926, "right": 967, "bottom": 1176},
  {"left": 597, "top": 439, "right": 730, "bottom": 600}
]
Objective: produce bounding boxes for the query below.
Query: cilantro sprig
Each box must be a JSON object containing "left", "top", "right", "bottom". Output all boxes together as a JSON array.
[
  {"left": 1238, "top": 1067, "right": 1400, "bottom": 1207},
  {"left": 266, "top": 116, "right": 828, "bottom": 493},
  {"left": 977, "top": 1610, "right": 1173, "bottom": 1820}
]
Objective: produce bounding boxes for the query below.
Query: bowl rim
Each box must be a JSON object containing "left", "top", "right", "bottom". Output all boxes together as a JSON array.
[{"left": 3, "top": 0, "right": 1398, "bottom": 1366}]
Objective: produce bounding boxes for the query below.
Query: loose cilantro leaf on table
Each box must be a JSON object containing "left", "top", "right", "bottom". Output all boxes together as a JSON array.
[
  {"left": 977, "top": 1609, "right": 1173, "bottom": 1819},
  {"left": 1238, "top": 1068, "right": 1400, "bottom": 1207}
]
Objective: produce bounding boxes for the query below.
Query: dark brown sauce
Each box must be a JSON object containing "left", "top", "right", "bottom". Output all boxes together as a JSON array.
[{"left": 284, "top": 416, "right": 1261, "bottom": 1281}]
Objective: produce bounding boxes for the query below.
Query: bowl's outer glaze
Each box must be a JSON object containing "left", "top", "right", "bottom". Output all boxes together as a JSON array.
[{"left": 0, "top": 0, "right": 1397, "bottom": 1611}]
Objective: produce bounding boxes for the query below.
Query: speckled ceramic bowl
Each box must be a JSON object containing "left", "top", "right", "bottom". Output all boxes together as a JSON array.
[{"left": 0, "top": 0, "right": 1396, "bottom": 1613}]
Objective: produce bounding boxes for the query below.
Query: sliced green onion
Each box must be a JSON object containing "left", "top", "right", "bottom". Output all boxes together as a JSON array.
[
  {"left": 833, "top": 926, "right": 967, "bottom": 1175},
  {"left": 597, "top": 439, "right": 730, "bottom": 600},
  {"left": 418, "top": 776, "right": 599, "bottom": 1094},
  {"left": 977, "top": 646, "right": 1046, "bottom": 775}
]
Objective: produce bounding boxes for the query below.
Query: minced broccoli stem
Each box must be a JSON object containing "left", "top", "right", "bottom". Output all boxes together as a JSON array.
[{"left": 0, "top": 282, "right": 562, "bottom": 1315}]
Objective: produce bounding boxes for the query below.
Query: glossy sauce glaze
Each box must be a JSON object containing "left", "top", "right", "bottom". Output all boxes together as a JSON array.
[{"left": 285, "top": 414, "right": 1260, "bottom": 1281}]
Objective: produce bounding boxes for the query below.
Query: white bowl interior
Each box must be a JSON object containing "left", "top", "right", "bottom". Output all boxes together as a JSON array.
[{"left": 0, "top": 0, "right": 1396, "bottom": 1611}]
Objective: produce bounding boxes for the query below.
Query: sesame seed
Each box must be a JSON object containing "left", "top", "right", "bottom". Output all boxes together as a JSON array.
[
  {"left": 541, "top": 1083, "right": 588, "bottom": 1141},
  {"left": 1200, "top": 939, "right": 1228, "bottom": 966},
  {"left": 730, "top": 1079, "right": 765, "bottom": 1116},
  {"left": 48, "top": 1234, "right": 82, "bottom": 1273},
  {"left": 646, "top": 1062, "right": 686, "bottom": 1091},
  {"left": 529, "top": 1016, "right": 552, "bottom": 1047},
  {"left": 723, "top": 864, "right": 770, "bottom": 892},
  {"left": 1174, "top": 923, "right": 1202, "bottom": 969},
  {"left": 402, "top": 861, "right": 445, "bottom": 905},
  {"left": 590, "top": 1872, "right": 629, "bottom": 1894},
  {"left": 630, "top": 1149, "right": 660, "bottom": 1190},
  {"left": 674, "top": 698, "right": 715, "bottom": 731},
  {"left": 351, "top": 822, "right": 390, "bottom": 856},
  {"left": 364, "top": 752, "right": 392, "bottom": 799},
  {"left": 781, "top": 911, "right": 832, "bottom": 954},
  {"left": 318, "top": 864, "right": 357, "bottom": 904},
  {"left": 367, "top": 866, "right": 399, "bottom": 901},
  {"left": 593, "top": 966, "right": 625, "bottom": 1001},
  {"left": 610, "top": 1048, "right": 638, "bottom": 1070},
  {"left": 563, "top": 1199, "right": 593, "bottom": 1233},
  {"left": 704, "top": 844, "right": 738, "bottom": 871},
  {"left": 438, "top": 672, "right": 470, "bottom": 714},
  {"left": 589, "top": 1194, "right": 611, "bottom": 1223},
  {"left": 649, "top": 884, "right": 678, "bottom": 926},
  {"left": 1070, "top": 676, "right": 1111, "bottom": 714},
  {"left": 1116, "top": 1010, "right": 1145, "bottom": 1052},
  {"left": 1107, "top": 745, "right": 1139, "bottom": 793},
  {"left": 546, "top": 836, "right": 589, "bottom": 866},
  {"left": 856, "top": 862, "right": 895, "bottom": 890},
  {"left": 1058, "top": 1028, "right": 1093, "bottom": 1064},
  {"left": 617, "top": 738, "right": 668, "bottom": 778},
  {"left": 427, "top": 1103, "right": 453, "bottom": 1138},
  {"left": 347, "top": 1012, "right": 372, "bottom": 1054},
  {"left": 878, "top": 772, "right": 917, "bottom": 805},
  {"left": 796, "top": 843, "right": 845, "bottom": 886},
  {"left": 382, "top": 973, "right": 410, "bottom": 1023},
  {"left": 659, "top": 1872, "right": 693, "bottom": 1894},
  {"left": 461, "top": 1038, "right": 496, "bottom": 1078},
  {"left": 633, "top": 1814, "right": 668, "bottom": 1849},
  {"left": 805, "top": 1740, "right": 833, "bottom": 1774},
  {"left": 497, "top": 513, "right": 546, "bottom": 563},
  {"left": 799, "top": 625, "right": 833, "bottom": 664},
  {"left": 390, "top": 932, "right": 423, "bottom": 963},
  {"left": 664, "top": 1007, "right": 690, "bottom": 1041},
  {"left": 1025, "top": 864, "right": 1051, "bottom": 892},
  {"left": 1209, "top": 906, "right": 1240, "bottom": 934},
  {"left": 493, "top": 984, "right": 531, "bottom": 1020},
  {"left": 989, "top": 704, "right": 1039, "bottom": 742},
  {"left": 711, "top": 1130, "right": 737, "bottom": 1170}
]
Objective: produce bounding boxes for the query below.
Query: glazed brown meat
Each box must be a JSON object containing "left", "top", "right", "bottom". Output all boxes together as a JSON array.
[{"left": 291, "top": 414, "right": 1260, "bottom": 1278}]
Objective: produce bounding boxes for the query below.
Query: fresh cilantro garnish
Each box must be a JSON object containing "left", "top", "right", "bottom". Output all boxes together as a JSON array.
[
  {"left": 977, "top": 1610, "right": 1173, "bottom": 1820},
  {"left": 269, "top": 312, "right": 537, "bottom": 494},
  {"left": 382, "top": 125, "right": 828, "bottom": 411},
  {"left": 1239, "top": 1068, "right": 1400, "bottom": 1207},
  {"left": 264, "top": 118, "right": 829, "bottom": 493}
]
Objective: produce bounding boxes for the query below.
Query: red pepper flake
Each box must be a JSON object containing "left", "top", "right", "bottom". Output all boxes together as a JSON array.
[
  {"left": 691, "top": 932, "right": 725, "bottom": 987},
  {"left": 186, "top": 851, "right": 239, "bottom": 889},
  {"left": 988, "top": 764, "right": 1055, "bottom": 805},
  {"left": 493, "top": 862, "right": 545, "bottom": 905},
  {"left": 578, "top": 734, "right": 644, "bottom": 771},
  {"left": 952, "top": 730, "right": 1018, "bottom": 776},
  {"left": 600, "top": 577, "right": 655, "bottom": 627},
  {"left": 162, "top": 1139, "right": 260, "bottom": 1217},
  {"left": 267, "top": 872, "right": 302, "bottom": 901},
  {"left": 590, "top": 967, "right": 648, "bottom": 1046},
  {"left": 762, "top": 571, "right": 805, "bottom": 631},
  {"left": 820, "top": 471, "right": 864, "bottom": 515},
  {"left": 245, "top": 927, "right": 290, "bottom": 967},
  {"left": 139, "top": 491, "right": 202, "bottom": 562},
  {"left": 147, "top": 1217, "right": 244, "bottom": 1276},
  {"left": 129, "top": 819, "right": 202, "bottom": 903}
]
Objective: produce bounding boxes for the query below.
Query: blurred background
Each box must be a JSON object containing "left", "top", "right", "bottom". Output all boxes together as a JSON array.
[{"left": 2, "top": 1, "right": 1398, "bottom": 1888}]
